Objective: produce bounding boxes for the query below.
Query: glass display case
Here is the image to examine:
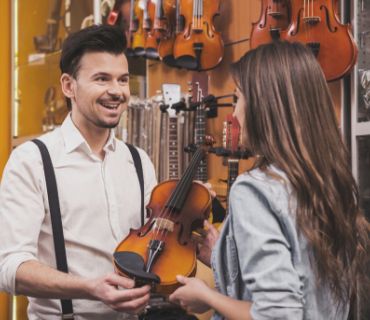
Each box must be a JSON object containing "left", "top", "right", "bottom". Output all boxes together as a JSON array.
[{"left": 11, "top": 0, "right": 94, "bottom": 145}]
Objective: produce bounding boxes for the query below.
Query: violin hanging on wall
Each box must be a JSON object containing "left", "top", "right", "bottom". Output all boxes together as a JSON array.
[
  {"left": 173, "top": 0, "right": 224, "bottom": 71},
  {"left": 250, "top": 0, "right": 291, "bottom": 49},
  {"left": 107, "top": 0, "right": 146, "bottom": 57},
  {"left": 281, "top": 0, "right": 358, "bottom": 82},
  {"left": 143, "top": 0, "right": 160, "bottom": 59},
  {"left": 156, "top": 0, "right": 180, "bottom": 67}
]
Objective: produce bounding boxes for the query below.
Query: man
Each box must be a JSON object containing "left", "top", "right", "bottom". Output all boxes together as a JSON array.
[{"left": 0, "top": 25, "right": 157, "bottom": 319}]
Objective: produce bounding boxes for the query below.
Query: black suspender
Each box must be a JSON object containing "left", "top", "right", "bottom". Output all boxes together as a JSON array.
[
  {"left": 32, "top": 139, "right": 145, "bottom": 319},
  {"left": 32, "top": 139, "right": 74, "bottom": 320},
  {"left": 126, "top": 143, "right": 145, "bottom": 226}
]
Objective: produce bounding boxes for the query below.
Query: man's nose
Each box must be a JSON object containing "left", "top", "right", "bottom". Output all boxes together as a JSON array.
[{"left": 107, "top": 80, "right": 122, "bottom": 96}]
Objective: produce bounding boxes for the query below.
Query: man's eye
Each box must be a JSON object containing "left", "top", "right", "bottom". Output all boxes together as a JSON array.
[
  {"left": 119, "top": 77, "right": 129, "bottom": 84},
  {"left": 96, "top": 77, "right": 108, "bottom": 82}
]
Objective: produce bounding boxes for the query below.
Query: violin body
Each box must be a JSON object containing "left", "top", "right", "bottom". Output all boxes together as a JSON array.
[
  {"left": 250, "top": 0, "right": 291, "bottom": 49},
  {"left": 144, "top": 0, "right": 160, "bottom": 59},
  {"left": 156, "top": 0, "right": 178, "bottom": 66},
  {"left": 174, "top": 0, "right": 224, "bottom": 71},
  {"left": 131, "top": 0, "right": 146, "bottom": 57},
  {"left": 281, "top": 0, "right": 357, "bottom": 82},
  {"left": 114, "top": 179, "right": 211, "bottom": 295}
]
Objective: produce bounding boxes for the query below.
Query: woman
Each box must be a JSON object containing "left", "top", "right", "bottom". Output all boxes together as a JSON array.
[{"left": 169, "top": 41, "right": 370, "bottom": 320}]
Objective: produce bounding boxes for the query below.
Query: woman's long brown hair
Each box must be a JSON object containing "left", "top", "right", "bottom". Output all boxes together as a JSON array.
[{"left": 231, "top": 41, "right": 369, "bottom": 309}]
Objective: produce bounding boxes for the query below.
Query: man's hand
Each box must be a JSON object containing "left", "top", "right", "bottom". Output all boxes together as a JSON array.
[
  {"left": 193, "top": 220, "right": 220, "bottom": 267},
  {"left": 88, "top": 273, "right": 150, "bottom": 314}
]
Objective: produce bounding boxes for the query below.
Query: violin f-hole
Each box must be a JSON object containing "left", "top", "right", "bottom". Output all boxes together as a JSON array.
[{"left": 321, "top": 5, "right": 338, "bottom": 33}]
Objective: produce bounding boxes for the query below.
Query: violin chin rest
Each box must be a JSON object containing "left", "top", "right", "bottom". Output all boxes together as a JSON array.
[{"left": 113, "top": 251, "right": 161, "bottom": 285}]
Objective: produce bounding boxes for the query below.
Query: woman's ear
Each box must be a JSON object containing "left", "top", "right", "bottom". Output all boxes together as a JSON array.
[{"left": 60, "top": 73, "right": 75, "bottom": 100}]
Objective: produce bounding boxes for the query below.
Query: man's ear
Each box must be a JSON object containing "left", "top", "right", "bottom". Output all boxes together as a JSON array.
[{"left": 60, "top": 73, "right": 75, "bottom": 100}]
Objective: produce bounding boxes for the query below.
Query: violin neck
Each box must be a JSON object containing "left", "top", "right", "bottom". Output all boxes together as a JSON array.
[{"left": 166, "top": 148, "right": 205, "bottom": 211}]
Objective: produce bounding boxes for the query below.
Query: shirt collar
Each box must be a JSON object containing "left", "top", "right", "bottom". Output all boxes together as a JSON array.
[{"left": 61, "top": 113, "right": 117, "bottom": 154}]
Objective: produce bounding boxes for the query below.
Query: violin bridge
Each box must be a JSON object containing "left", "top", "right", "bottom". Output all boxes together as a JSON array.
[
  {"left": 303, "top": 16, "right": 321, "bottom": 26},
  {"left": 154, "top": 218, "right": 175, "bottom": 232}
]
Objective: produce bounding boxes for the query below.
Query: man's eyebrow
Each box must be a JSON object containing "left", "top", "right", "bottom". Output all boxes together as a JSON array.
[{"left": 91, "top": 72, "right": 130, "bottom": 77}]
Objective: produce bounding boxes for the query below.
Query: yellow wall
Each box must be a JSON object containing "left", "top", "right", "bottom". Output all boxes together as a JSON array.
[
  {"left": 0, "top": 0, "right": 11, "bottom": 176},
  {"left": 0, "top": 0, "right": 11, "bottom": 318}
]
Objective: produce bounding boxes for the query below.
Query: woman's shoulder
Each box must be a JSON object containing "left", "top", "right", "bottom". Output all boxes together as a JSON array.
[{"left": 231, "top": 165, "right": 294, "bottom": 217}]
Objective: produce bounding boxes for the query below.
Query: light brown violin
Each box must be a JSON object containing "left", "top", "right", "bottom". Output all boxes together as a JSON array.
[
  {"left": 173, "top": 0, "right": 224, "bottom": 71},
  {"left": 250, "top": 0, "right": 291, "bottom": 49},
  {"left": 113, "top": 146, "right": 212, "bottom": 295}
]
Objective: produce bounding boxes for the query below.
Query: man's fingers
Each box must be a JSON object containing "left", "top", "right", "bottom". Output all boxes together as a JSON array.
[
  {"left": 113, "top": 284, "right": 151, "bottom": 302},
  {"left": 108, "top": 273, "right": 135, "bottom": 289},
  {"left": 113, "top": 292, "right": 150, "bottom": 313}
]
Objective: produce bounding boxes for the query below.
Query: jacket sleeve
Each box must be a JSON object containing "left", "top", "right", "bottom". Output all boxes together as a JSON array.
[{"left": 229, "top": 179, "right": 304, "bottom": 320}]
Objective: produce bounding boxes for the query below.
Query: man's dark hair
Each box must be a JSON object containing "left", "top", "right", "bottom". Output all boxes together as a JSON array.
[{"left": 60, "top": 25, "right": 127, "bottom": 109}]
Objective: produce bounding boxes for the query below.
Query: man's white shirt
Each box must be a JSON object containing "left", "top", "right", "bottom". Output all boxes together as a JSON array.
[{"left": 0, "top": 114, "right": 157, "bottom": 319}]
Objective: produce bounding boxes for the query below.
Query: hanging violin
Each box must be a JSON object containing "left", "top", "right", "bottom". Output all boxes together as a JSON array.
[
  {"left": 173, "top": 0, "right": 224, "bottom": 71},
  {"left": 143, "top": 0, "right": 160, "bottom": 59},
  {"left": 281, "top": 0, "right": 358, "bottom": 82},
  {"left": 107, "top": 0, "right": 143, "bottom": 57},
  {"left": 155, "top": 0, "right": 179, "bottom": 67},
  {"left": 250, "top": 0, "right": 291, "bottom": 49},
  {"left": 113, "top": 145, "right": 212, "bottom": 294}
]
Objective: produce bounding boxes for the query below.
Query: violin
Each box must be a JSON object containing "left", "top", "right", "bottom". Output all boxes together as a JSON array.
[
  {"left": 113, "top": 146, "right": 212, "bottom": 295},
  {"left": 281, "top": 0, "right": 358, "bottom": 82},
  {"left": 129, "top": 0, "right": 146, "bottom": 57},
  {"left": 107, "top": 0, "right": 138, "bottom": 57},
  {"left": 250, "top": 0, "right": 291, "bottom": 49},
  {"left": 173, "top": 0, "right": 224, "bottom": 71},
  {"left": 155, "top": 0, "right": 179, "bottom": 67},
  {"left": 143, "top": 0, "right": 160, "bottom": 59}
]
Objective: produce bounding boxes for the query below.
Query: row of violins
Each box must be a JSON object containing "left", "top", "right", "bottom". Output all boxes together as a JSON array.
[
  {"left": 107, "top": 0, "right": 224, "bottom": 71},
  {"left": 107, "top": 0, "right": 358, "bottom": 81}
]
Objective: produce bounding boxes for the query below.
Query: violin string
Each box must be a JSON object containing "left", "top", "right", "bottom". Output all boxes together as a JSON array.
[
  {"left": 151, "top": 149, "right": 203, "bottom": 241},
  {"left": 193, "top": 1, "right": 197, "bottom": 28},
  {"left": 156, "top": 149, "right": 204, "bottom": 244},
  {"left": 153, "top": 149, "right": 203, "bottom": 243}
]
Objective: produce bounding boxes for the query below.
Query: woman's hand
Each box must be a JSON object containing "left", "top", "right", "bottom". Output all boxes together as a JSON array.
[
  {"left": 169, "top": 275, "right": 213, "bottom": 314},
  {"left": 194, "top": 220, "right": 220, "bottom": 267}
]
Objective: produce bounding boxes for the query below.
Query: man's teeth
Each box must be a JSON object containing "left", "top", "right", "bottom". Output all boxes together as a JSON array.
[{"left": 100, "top": 102, "right": 120, "bottom": 109}]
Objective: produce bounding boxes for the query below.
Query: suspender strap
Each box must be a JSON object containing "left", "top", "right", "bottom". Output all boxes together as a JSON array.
[
  {"left": 32, "top": 139, "right": 74, "bottom": 319},
  {"left": 126, "top": 143, "right": 145, "bottom": 226}
]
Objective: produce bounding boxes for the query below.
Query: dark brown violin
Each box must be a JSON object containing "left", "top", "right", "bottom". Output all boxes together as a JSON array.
[
  {"left": 281, "top": 0, "right": 358, "bottom": 82},
  {"left": 173, "top": 0, "right": 224, "bottom": 71},
  {"left": 113, "top": 146, "right": 212, "bottom": 295},
  {"left": 250, "top": 0, "right": 291, "bottom": 49},
  {"left": 107, "top": 0, "right": 138, "bottom": 56},
  {"left": 155, "top": 0, "right": 179, "bottom": 67},
  {"left": 143, "top": 0, "right": 160, "bottom": 59}
]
